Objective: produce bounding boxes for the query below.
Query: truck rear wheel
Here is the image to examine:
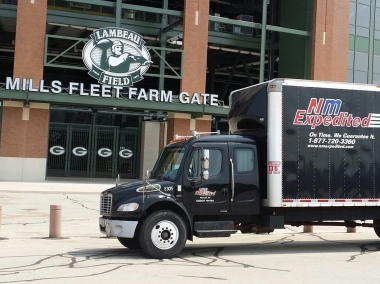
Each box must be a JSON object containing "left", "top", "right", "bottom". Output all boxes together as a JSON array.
[
  {"left": 139, "top": 210, "right": 187, "bottom": 259},
  {"left": 117, "top": 237, "right": 141, "bottom": 249},
  {"left": 374, "top": 220, "right": 380, "bottom": 238}
]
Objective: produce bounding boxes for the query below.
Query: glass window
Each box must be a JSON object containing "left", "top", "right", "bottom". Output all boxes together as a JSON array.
[
  {"left": 374, "top": 55, "right": 380, "bottom": 73},
  {"left": 356, "top": 27, "right": 370, "bottom": 37},
  {"left": 350, "top": 25, "right": 356, "bottom": 35},
  {"left": 348, "top": 50, "right": 354, "bottom": 69},
  {"left": 347, "top": 70, "right": 354, "bottom": 83},
  {"left": 188, "top": 149, "right": 222, "bottom": 178},
  {"left": 375, "top": 31, "right": 380, "bottom": 39},
  {"left": 354, "top": 51, "right": 369, "bottom": 71},
  {"left": 234, "top": 148, "right": 254, "bottom": 173},
  {"left": 350, "top": 2, "right": 356, "bottom": 26},
  {"left": 358, "top": 0, "right": 371, "bottom": 4},
  {"left": 373, "top": 73, "right": 380, "bottom": 84},
  {"left": 376, "top": 8, "right": 380, "bottom": 30},
  {"left": 356, "top": 4, "right": 370, "bottom": 28},
  {"left": 354, "top": 70, "right": 368, "bottom": 83}
]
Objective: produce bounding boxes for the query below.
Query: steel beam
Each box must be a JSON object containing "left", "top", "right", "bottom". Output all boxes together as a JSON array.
[
  {"left": 259, "top": 0, "right": 268, "bottom": 83},
  {"left": 162, "top": 19, "right": 183, "bottom": 34}
]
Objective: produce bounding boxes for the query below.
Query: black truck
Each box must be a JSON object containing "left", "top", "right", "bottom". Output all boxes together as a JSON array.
[{"left": 99, "top": 78, "right": 380, "bottom": 259}]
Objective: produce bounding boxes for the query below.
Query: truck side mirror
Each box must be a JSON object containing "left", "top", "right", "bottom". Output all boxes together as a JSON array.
[
  {"left": 202, "top": 169, "right": 209, "bottom": 180},
  {"left": 202, "top": 149, "right": 209, "bottom": 180}
]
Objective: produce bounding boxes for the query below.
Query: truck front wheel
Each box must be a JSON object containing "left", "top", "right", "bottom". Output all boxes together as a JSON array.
[
  {"left": 374, "top": 220, "right": 380, "bottom": 238},
  {"left": 139, "top": 210, "right": 187, "bottom": 259},
  {"left": 117, "top": 237, "right": 141, "bottom": 249}
]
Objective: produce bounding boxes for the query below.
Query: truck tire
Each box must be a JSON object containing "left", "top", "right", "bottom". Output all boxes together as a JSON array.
[
  {"left": 117, "top": 237, "right": 141, "bottom": 249},
  {"left": 139, "top": 210, "right": 187, "bottom": 259},
  {"left": 374, "top": 220, "right": 380, "bottom": 238}
]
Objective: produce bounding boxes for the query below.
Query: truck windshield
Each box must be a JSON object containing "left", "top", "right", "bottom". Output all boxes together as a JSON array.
[{"left": 149, "top": 146, "right": 186, "bottom": 181}]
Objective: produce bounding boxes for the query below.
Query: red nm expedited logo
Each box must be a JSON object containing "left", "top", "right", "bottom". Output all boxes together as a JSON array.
[{"left": 293, "top": 98, "right": 380, "bottom": 129}]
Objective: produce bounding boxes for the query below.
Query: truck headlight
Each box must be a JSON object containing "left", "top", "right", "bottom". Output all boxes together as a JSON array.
[{"left": 117, "top": 203, "right": 139, "bottom": 212}]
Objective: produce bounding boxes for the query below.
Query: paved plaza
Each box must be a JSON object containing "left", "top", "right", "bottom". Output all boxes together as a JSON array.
[{"left": 1, "top": 181, "right": 380, "bottom": 284}]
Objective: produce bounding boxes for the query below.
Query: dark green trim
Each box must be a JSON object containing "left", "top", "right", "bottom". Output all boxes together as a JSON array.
[{"left": 0, "top": 89, "right": 229, "bottom": 116}]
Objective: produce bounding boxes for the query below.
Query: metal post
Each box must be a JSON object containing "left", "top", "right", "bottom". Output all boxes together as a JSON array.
[
  {"left": 259, "top": 0, "right": 268, "bottom": 83},
  {"left": 49, "top": 205, "right": 61, "bottom": 238},
  {"left": 159, "top": 0, "right": 169, "bottom": 91},
  {"left": 115, "top": 0, "right": 122, "bottom": 27},
  {"left": 303, "top": 225, "right": 313, "bottom": 233},
  {"left": 347, "top": 227, "right": 356, "bottom": 233}
]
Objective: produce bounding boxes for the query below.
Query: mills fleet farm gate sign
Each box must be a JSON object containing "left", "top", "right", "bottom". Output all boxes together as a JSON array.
[{"left": 3, "top": 27, "right": 221, "bottom": 106}]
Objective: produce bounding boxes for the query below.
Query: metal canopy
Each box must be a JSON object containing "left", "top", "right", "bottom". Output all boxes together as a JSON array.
[{"left": 0, "top": 87, "right": 229, "bottom": 116}]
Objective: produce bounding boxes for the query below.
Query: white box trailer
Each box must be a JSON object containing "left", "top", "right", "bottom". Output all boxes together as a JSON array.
[{"left": 229, "top": 78, "right": 380, "bottom": 209}]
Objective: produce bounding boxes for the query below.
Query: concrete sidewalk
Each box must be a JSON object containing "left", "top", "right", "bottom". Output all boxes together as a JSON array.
[{"left": 0, "top": 178, "right": 138, "bottom": 194}]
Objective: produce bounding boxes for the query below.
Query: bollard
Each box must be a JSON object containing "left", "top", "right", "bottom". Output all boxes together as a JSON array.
[
  {"left": 49, "top": 205, "right": 61, "bottom": 238},
  {"left": 303, "top": 225, "right": 313, "bottom": 233},
  {"left": 347, "top": 227, "right": 356, "bottom": 233}
]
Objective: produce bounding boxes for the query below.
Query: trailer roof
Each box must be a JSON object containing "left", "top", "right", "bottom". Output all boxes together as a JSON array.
[{"left": 283, "top": 78, "right": 380, "bottom": 92}]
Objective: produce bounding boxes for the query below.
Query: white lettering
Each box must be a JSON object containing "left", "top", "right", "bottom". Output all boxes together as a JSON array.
[
  {"left": 102, "top": 85, "right": 111, "bottom": 97},
  {"left": 69, "top": 82, "right": 79, "bottom": 95},
  {"left": 149, "top": 89, "right": 159, "bottom": 101},
  {"left": 79, "top": 84, "right": 89, "bottom": 96},
  {"left": 98, "top": 148, "right": 112, "bottom": 158},
  {"left": 200, "top": 93, "right": 210, "bottom": 104},
  {"left": 179, "top": 92, "right": 190, "bottom": 104},
  {"left": 51, "top": 80, "right": 62, "bottom": 94},
  {"left": 6, "top": 77, "right": 20, "bottom": 90},
  {"left": 49, "top": 146, "right": 65, "bottom": 155},
  {"left": 114, "top": 86, "right": 123, "bottom": 98},
  {"left": 190, "top": 93, "right": 201, "bottom": 104},
  {"left": 22, "top": 78, "right": 28, "bottom": 91},
  {"left": 90, "top": 84, "right": 100, "bottom": 96},
  {"left": 119, "top": 149, "right": 133, "bottom": 158},
  {"left": 39, "top": 80, "right": 49, "bottom": 93},
  {"left": 137, "top": 89, "right": 148, "bottom": 100},
  {"left": 129, "top": 87, "right": 138, "bottom": 99},
  {"left": 109, "top": 29, "right": 116, "bottom": 37},
  {"left": 28, "top": 79, "right": 38, "bottom": 92},
  {"left": 161, "top": 90, "right": 172, "bottom": 102},
  {"left": 72, "top": 147, "right": 87, "bottom": 157},
  {"left": 210, "top": 94, "right": 218, "bottom": 106}
]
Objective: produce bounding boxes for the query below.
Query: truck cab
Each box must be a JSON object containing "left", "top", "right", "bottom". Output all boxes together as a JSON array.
[{"left": 99, "top": 133, "right": 270, "bottom": 259}]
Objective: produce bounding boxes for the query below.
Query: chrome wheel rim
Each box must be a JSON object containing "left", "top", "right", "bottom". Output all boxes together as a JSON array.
[{"left": 150, "top": 220, "right": 179, "bottom": 250}]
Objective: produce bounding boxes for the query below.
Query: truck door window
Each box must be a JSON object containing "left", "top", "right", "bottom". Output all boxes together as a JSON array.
[
  {"left": 188, "top": 149, "right": 222, "bottom": 178},
  {"left": 234, "top": 148, "right": 254, "bottom": 173}
]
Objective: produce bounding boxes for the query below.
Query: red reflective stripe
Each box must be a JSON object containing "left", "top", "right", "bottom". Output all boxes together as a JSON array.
[
  {"left": 300, "top": 200, "right": 311, "bottom": 202},
  {"left": 283, "top": 200, "right": 293, "bottom": 203},
  {"left": 318, "top": 200, "right": 328, "bottom": 202},
  {"left": 335, "top": 200, "right": 345, "bottom": 202},
  {"left": 352, "top": 199, "right": 362, "bottom": 202},
  {"left": 368, "top": 200, "right": 378, "bottom": 202}
]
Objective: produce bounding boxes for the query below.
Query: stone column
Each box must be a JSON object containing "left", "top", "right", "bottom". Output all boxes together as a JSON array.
[{"left": 0, "top": 0, "right": 49, "bottom": 181}]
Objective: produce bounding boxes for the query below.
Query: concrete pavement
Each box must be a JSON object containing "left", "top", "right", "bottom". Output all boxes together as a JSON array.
[{"left": 1, "top": 181, "right": 380, "bottom": 283}]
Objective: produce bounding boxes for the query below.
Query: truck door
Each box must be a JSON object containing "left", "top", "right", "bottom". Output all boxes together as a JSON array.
[
  {"left": 181, "top": 143, "right": 230, "bottom": 215},
  {"left": 228, "top": 143, "right": 259, "bottom": 215}
]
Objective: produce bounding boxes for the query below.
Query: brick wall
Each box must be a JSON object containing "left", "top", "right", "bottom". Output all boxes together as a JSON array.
[
  {"left": 312, "top": 0, "right": 350, "bottom": 81},
  {"left": 0, "top": 0, "right": 49, "bottom": 159}
]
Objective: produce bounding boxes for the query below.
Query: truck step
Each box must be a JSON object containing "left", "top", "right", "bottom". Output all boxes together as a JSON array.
[
  {"left": 194, "top": 230, "right": 238, "bottom": 238},
  {"left": 194, "top": 221, "right": 236, "bottom": 238}
]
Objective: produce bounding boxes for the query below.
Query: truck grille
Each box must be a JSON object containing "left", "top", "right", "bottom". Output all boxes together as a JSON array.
[{"left": 100, "top": 194, "right": 112, "bottom": 215}]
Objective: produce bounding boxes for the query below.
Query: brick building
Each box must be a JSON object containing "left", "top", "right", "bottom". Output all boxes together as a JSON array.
[{"left": 0, "top": 0, "right": 359, "bottom": 181}]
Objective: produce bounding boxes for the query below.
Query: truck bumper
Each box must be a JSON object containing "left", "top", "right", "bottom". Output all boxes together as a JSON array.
[{"left": 99, "top": 217, "right": 138, "bottom": 238}]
